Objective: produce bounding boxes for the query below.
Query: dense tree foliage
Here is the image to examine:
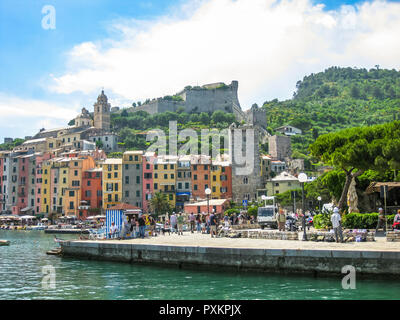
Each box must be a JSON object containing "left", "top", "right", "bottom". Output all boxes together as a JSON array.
[
  {"left": 0, "top": 138, "right": 25, "bottom": 151},
  {"left": 264, "top": 67, "right": 400, "bottom": 154},
  {"left": 309, "top": 121, "right": 400, "bottom": 210}
]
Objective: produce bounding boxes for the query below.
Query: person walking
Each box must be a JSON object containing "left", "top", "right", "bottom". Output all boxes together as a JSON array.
[
  {"left": 189, "top": 212, "right": 196, "bottom": 233},
  {"left": 277, "top": 209, "right": 286, "bottom": 231},
  {"left": 331, "top": 207, "right": 343, "bottom": 243},
  {"left": 177, "top": 212, "right": 184, "bottom": 236},
  {"left": 375, "top": 208, "right": 386, "bottom": 233}
]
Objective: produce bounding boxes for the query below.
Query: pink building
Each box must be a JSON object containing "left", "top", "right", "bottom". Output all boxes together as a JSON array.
[
  {"left": 142, "top": 152, "right": 155, "bottom": 213},
  {"left": 0, "top": 155, "right": 4, "bottom": 212},
  {"left": 184, "top": 199, "right": 230, "bottom": 215},
  {"left": 16, "top": 155, "right": 29, "bottom": 214}
]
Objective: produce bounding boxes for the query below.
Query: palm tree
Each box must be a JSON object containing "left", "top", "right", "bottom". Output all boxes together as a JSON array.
[{"left": 149, "top": 192, "right": 171, "bottom": 218}]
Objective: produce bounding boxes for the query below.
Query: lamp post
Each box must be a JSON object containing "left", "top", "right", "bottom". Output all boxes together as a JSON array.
[
  {"left": 298, "top": 173, "right": 308, "bottom": 241},
  {"left": 317, "top": 196, "right": 322, "bottom": 213},
  {"left": 205, "top": 188, "right": 211, "bottom": 215}
]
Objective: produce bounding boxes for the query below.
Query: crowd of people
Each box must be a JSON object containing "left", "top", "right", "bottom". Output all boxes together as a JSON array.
[
  {"left": 107, "top": 210, "right": 258, "bottom": 240},
  {"left": 106, "top": 207, "right": 400, "bottom": 242}
]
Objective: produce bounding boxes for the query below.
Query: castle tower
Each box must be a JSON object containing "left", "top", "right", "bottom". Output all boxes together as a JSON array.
[
  {"left": 94, "top": 90, "right": 111, "bottom": 131},
  {"left": 228, "top": 123, "right": 262, "bottom": 204}
]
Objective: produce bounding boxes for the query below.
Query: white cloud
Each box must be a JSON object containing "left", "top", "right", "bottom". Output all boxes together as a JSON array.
[
  {"left": 44, "top": 0, "right": 400, "bottom": 109},
  {"left": 0, "top": 93, "right": 79, "bottom": 139}
]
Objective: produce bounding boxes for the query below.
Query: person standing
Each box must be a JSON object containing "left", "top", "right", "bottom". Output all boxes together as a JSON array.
[
  {"left": 189, "top": 212, "right": 196, "bottom": 233},
  {"left": 331, "top": 207, "right": 343, "bottom": 243},
  {"left": 375, "top": 208, "right": 386, "bottom": 233},
  {"left": 209, "top": 212, "right": 217, "bottom": 238},
  {"left": 196, "top": 213, "right": 201, "bottom": 233},
  {"left": 170, "top": 212, "right": 177, "bottom": 234},
  {"left": 138, "top": 214, "right": 146, "bottom": 239},
  {"left": 177, "top": 212, "right": 184, "bottom": 236},
  {"left": 277, "top": 209, "right": 286, "bottom": 231}
]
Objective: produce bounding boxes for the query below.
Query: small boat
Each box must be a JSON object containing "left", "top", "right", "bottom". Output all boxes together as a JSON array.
[
  {"left": 0, "top": 240, "right": 10, "bottom": 246},
  {"left": 46, "top": 248, "right": 62, "bottom": 256},
  {"left": 28, "top": 223, "right": 47, "bottom": 231}
]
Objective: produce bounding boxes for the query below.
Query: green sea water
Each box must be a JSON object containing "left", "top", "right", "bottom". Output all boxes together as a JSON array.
[{"left": 0, "top": 230, "right": 399, "bottom": 300}]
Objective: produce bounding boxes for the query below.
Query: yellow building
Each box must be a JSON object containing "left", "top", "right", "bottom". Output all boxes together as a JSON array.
[
  {"left": 102, "top": 158, "right": 123, "bottom": 209},
  {"left": 265, "top": 171, "right": 301, "bottom": 196},
  {"left": 210, "top": 164, "right": 222, "bottom": 199},
  {"left": 40, "top": 160, "right": 52, "bottom": 214},
  {"left": 153, "top": 157, "right": 177, "bottom": 208}
]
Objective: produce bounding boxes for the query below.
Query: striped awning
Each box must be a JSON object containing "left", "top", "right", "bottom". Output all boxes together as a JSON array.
[{"left": 105, "top": 209, "right": 124, "bottom": 233}]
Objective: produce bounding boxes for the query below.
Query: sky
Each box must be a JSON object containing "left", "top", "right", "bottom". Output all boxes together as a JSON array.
[{"left": 0, "top": 0, "right": 400, "bottom": 140}]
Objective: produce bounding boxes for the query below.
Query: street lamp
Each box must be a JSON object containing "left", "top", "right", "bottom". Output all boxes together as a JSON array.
[
  {"left": 317, "top": 196, "right": 322, "bottom": 213},
  {"left": 298, "top": 173, "right": 308, "bottom": 241},
  {"left": 205, "top": 188, "right": 212, "bottom": 215}
]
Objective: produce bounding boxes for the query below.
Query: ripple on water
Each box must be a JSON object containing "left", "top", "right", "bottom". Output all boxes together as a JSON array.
[{"left": 1, "top": 230, "right": 400, "bottom": 300}]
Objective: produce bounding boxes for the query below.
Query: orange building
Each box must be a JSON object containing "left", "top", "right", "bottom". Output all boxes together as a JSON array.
[
  {"left": 63, "top": 156, "right": 96, "bottom": 217},
  {"left": 80, "top": 168, "right": 102, "bottom": 219},
  {"left": 190, "top": 155, "right": 211, "bottom": 201}
]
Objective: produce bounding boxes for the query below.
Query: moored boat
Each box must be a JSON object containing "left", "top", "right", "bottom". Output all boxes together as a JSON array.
[{"left": 0, "top": 240, "right": 10, "bottom": 246}]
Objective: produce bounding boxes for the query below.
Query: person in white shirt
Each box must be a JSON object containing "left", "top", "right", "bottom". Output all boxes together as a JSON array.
[
  {"left": 330, "top": 207, "right": 343, "bottom": 243},
  {"left": 109, "top": 222, "right": 118, "bottom": 239}
]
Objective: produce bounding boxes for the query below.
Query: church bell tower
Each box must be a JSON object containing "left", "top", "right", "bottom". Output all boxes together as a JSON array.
[{"left": 94, "top": 90, "right": 111, "bottom": 131}]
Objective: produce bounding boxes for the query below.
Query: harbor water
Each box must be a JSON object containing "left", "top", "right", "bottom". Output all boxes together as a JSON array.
[{"left": 0, "top": 230, "right": 399, "bottom": 300}]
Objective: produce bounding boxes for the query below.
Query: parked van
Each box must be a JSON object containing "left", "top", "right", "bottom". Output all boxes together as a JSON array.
[{"left": 257, "top": 196, "right": 278, "bottom": 229}]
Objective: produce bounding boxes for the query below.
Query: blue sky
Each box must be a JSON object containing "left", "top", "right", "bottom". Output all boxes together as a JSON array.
[{"left": 0, "top": 0, "right": 399, "bottom": 140}]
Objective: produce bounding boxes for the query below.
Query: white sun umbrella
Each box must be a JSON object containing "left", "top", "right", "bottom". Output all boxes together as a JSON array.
[{"left": 20, "top": 215, "right": 36, "bottom": 220}]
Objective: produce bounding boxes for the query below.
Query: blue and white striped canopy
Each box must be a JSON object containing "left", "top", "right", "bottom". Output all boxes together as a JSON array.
[{"left": 105, "top": 209, "right": 124, "bottom": 233}]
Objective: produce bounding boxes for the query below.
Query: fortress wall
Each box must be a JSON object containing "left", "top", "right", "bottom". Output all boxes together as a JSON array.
[{"left": 185, "top": 87, "right": 237, "bottom": 113}]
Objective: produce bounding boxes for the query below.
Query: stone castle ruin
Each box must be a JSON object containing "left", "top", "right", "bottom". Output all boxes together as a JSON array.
[{"left": 125, "top": 81, "right": 266, "bottom": 127}]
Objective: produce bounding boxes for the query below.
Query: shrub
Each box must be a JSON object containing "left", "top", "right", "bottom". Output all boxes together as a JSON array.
[
  {"left": 342, "top": 213, "right": 394, "bottom": 229},
  {"left": 247, "top": 206, "right": 258, "bottom": 217},
  {"left": 224, "top": 208, "right": 240, "bottom": 216},
  {"left": 314, "top": 212, "right": 395, "bottom": 229},
  {"left": 313, "top": 213, "right": 332, "bottom": 229}
]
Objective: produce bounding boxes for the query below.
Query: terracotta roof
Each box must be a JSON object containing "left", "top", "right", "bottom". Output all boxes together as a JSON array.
[{"left": 107, "top": 203, "right": 141, "bottom": 210}]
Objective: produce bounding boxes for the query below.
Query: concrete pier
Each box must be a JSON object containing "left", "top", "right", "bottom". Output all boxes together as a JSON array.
[{"left": 59, "top": 233, "right": 400, "bottom": 278}]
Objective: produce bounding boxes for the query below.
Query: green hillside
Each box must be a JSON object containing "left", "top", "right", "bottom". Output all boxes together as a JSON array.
[{"left": 263, "top": 66, "right": 400, "bottom": 156}]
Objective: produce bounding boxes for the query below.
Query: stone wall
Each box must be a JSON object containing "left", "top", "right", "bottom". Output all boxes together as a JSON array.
[
  {"left": 228, "top": 229, "right": 299, "bottom": 240},
  {"left": 131, "top": 81, "right": 243, "bottom": 120},
  {"left": 268, "top": 135, "right": 292, "bottom": 161},
  {"left": 387, "top": 231, "right": 400, "bottom": 242},
  {"left": 229, "top": 124, "right": 262, "bottom": 203},
  {"left": 60, "top": 241, "right": 400, "bottom": 278},
  {"left": 307, "top": 230, "right": 375, "bottom": 242}
]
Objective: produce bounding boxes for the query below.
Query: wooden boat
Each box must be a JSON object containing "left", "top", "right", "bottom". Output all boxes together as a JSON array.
[
  {"left": 0, "top": 240, "right": 10, "bottom": 246},
  {"left": 46, "top": 248, "right": 62, "bottom": 255}
]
